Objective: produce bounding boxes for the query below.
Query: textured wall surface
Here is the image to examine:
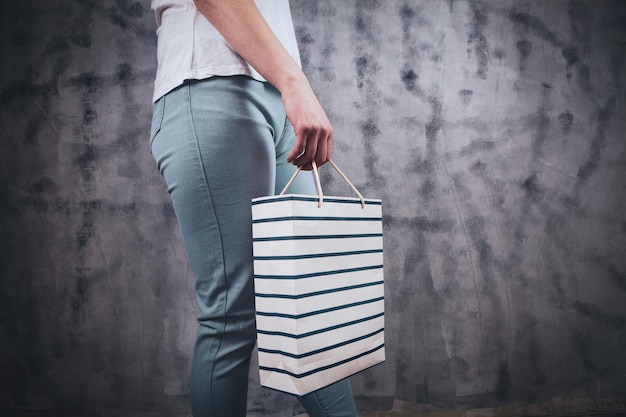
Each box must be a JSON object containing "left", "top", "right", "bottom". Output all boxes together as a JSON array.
[{"left": 1, "top": 0, "right": 625, "bottom": 416}]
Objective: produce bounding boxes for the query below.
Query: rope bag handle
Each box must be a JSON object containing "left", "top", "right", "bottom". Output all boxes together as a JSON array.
[{"left": 280, "top": 159, "right": 365, "bottom": 208}]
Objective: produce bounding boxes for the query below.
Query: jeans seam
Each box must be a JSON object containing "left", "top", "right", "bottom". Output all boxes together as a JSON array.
[
  {"left": 312, "top": 390, "right": 330, "bottom": 417},
  {"left": 275, "top": 116, "right": 292, "bottom": 148},
  {"left": 150, "top": 95, "right": 165, "bottom": 148},
  {"left": 186, "top": 81, "right": 231, "bottom": 417}
]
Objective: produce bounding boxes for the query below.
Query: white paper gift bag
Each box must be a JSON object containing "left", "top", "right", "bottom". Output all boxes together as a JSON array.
[{"left": 251, "top": 160, "right": 385, "bottom": 396}]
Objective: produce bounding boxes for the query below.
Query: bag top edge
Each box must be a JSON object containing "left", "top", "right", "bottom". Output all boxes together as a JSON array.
[{"left": 251, "top": 194, "right": 382, "bottom": 205}]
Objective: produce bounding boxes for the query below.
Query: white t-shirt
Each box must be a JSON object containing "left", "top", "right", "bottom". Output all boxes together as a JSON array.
[{"left": 151, "top": 0, "right": 301, "bottom": 102}]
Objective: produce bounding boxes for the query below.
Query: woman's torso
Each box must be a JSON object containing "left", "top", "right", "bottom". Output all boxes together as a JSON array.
[{"left": 151, "top": 0, "right": 301, "bottom": 102}]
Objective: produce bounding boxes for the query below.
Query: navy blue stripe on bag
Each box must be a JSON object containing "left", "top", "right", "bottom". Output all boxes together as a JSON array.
[
  {"left": 253, "top": 216, "right": 382, "bottom": 224},
  {"left": 253, "top": 233, "right": 382, "bottom": 242},
  {"left": 259, "top": 343, "right": 385, "bottom": 379},
  {"left": 256, "top": 296, "right": 384, "bottom": 319},
  {"left": 258, "top": 328, "right": 384, "bottom": 359},
  {"left": 254, "top": 264, "right": 383, "bottom": 280},
  {"left": 255, "top": 281, "right": 383, "bottom": 300},
  {"left": 253, "top": 248, "right": 382, "bottom": 261},
  {"left": 256, "top": 312, "right": 384, "bottom": 339}
]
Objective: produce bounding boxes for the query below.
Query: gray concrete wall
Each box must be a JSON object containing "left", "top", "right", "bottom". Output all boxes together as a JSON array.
[{"left": 1, "top": 0, "right": 625, "bottom": 416}]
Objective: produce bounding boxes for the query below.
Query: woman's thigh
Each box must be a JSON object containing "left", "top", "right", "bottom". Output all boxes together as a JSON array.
[{"left": 151, "top": 77, "right": 283, "bottom": 328}]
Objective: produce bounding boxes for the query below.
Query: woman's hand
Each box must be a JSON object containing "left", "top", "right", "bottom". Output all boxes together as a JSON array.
[{"left": 281, "top": 75, "right": 332, "bottom": 170}]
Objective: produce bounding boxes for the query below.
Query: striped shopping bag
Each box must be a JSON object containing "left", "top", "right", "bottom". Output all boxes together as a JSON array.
[{"left": 251, "top": 160, "right": 385, "bottom": 395}]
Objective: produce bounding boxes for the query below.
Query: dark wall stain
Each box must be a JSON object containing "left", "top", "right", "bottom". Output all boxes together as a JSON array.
[
  {"left": 507, "top": 4, "right": 595, "bottom": 92},
  {"left": 521, "top": 174, "right": 540, "bottom": 198},
  {"left": 562, "top": 46, "right": 579, "bottom": 81},
  {"left": 351, "top": 1, "right": 385, "bottom": 197},
  {"left": 572, "top": 302, "right": 626, "bottom": 329},
  {"left": 530, "top": 85, "right": 552, "bottom": 162},
  {"left": 397, "top": 1, "right": 446, "bottom": 206},
  {"left": 360, "top": 118, "right": 385, "bottom": 189},
  {"left": 73, "top": 143, "right": 98, "bottom": 181},
  {"left": 70, "top": 32, "right": 91, "bottom": 48},
  {"left": 354, "top": 0, "right": 380, "bottom": 46},
  {"left": 401, "top": 67, "right": 424, "bottom": 98},
  {"left": 465, "top": 216, "right": 507, "bottom": 354},
  {"left": 459, "top": 89, "right": 473, "bottom": 105},
  {"left": 467, "top": 0, "right": 490, "bottom": 79},
  {"left": 76, "top": 200, "right": 100, "bottom": 248},
  {"left": 607, "top": 263, "right": 626, "bottom": 293},
  {"left": 516, "top": 39, "right": 532, "bottom": 69},
  {"left": 103, "top": 6, "right": 132, "bottom": 30},
  {"left": 43, "top": 35, "right": 71, "bottom": 55},
  {"left": 558, "top": 110, "right": 574, "bottom": 133},
  {"left": 384, "top": 215, "right": 454, "bottom": 234},
  {"left": 355, "top": 54, "right": 380, "bottom": 90},
  {"left": 495, "top": 362, "right": 511, "bottom": 402},
  {"left": 395, "top": 230, "right": 455, "bottom": 407},
  {"left": 398, "top": 3, "right": 425, "bottom": 97},
  {"left": 575, "top": 96, "right": 616, "bottom": 183},
  {"left": 118, "top": 0, "right": 145, "bottom": 18},
  {"left": 116, "top": 62, "right": 135, "bottom": 89},
  {"left": 567, "top": 0, "right": 593, "bottom": 91},
  {"left": 526, "top": 323, "right": 548, "bottom": 386},
  {"left": 460, "top": 139, "right": 495, "bottom": 156},
  {"left": 493, "top": 48, "right": 506, "bottom": 59},
  {"left": 295, "top": 27, "right": 314, "bottom": 72},
  {"left": 400, "top": 4, "right": 418, "bottom": 43},
  {"left": 508, "top": 8, "right": 563, "bottom": 47},
  {"left": 67, "top": 72, "right": 101, "bottom": 94},
  {"left": 572, "top": 333, "right": 597, "bottom": 374}
]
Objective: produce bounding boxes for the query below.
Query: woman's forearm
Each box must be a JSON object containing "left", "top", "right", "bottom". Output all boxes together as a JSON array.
[{"left": 192, "top": 0, "right": 333, "bottom": 168}]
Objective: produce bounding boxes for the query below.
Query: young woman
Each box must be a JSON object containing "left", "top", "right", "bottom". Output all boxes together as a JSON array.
[{"left": 149, "top": 1, "right": 359, "bottom": 416}]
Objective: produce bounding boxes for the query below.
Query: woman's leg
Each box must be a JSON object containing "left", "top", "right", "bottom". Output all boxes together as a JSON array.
[
  {"left": 151, "top": 75, "right": 358, "bottom": 417},
  {"left": 151, "top": 77, "right": 289, "bottom": 417},
  {"left": 298, "top": 380, "right": 359, "bottom": 417}
]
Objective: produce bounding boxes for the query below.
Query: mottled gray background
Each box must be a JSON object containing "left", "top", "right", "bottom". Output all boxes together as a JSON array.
[{"left": 1, "top": 0, "right": 625, "bottom": 416}]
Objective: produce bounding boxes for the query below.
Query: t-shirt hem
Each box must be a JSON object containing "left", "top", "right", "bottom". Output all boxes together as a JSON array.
[{"left": 152, "top": 66, "right": 267, "bottom": 103}]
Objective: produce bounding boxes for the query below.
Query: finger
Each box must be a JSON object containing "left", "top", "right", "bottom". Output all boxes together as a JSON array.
[
  {"left": 299, "top": 161, "right": 314, "bottom": 171},
  {"left": 314, "top": 131, "right": 332, "bottom": 167},
  {"left": 286, "top": 133, "right": 306, "bottom": 164},
  {"left": 293, "top": 133, "right": 318, "bottom": 167}
]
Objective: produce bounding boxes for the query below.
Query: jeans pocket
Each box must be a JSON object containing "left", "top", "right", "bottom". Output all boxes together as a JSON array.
[{"left": 150, "top": 96, "right": 165, "bottom": 147}]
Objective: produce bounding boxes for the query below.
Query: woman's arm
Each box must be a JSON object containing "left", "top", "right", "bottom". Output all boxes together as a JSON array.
[{"left": 193, "top": 0, "right": 332, "bottom": 168}]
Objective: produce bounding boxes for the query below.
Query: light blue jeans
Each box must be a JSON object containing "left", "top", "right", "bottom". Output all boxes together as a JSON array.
[{"left": 150, "top": 76, "right": 359, "bottom": 417}]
